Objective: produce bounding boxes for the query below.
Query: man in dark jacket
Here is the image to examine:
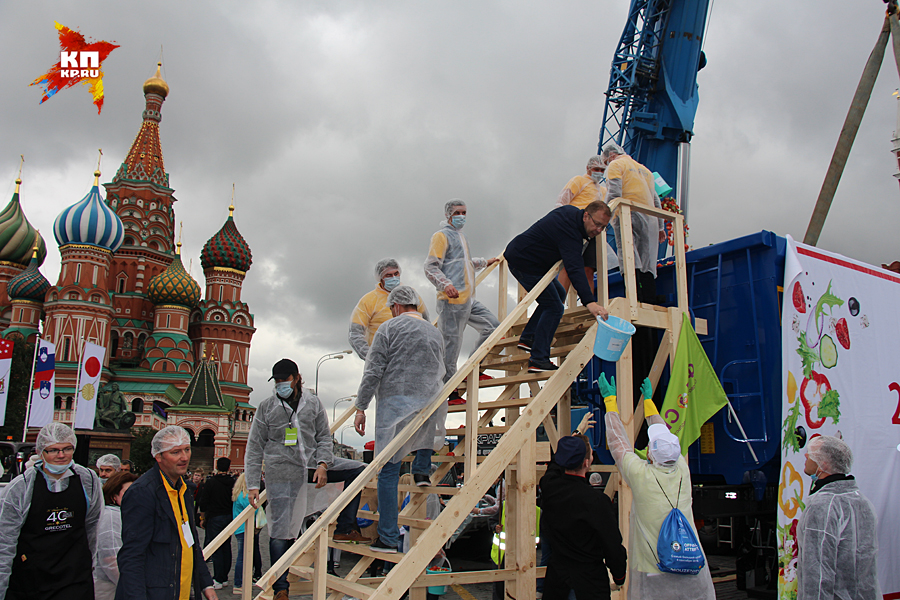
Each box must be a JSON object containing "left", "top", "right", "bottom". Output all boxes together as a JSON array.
[
  {"left": 116, "top": 426, "right": 216, "bottom": 600},
  {"left": 200, "top": 458, "right": 235, "bottom": 589},
  {"left": 540, "top": 435, "right": 627, "bottom": 600},
  {"left": 504, "top": 201, "right": 610, "bottom": 372}
]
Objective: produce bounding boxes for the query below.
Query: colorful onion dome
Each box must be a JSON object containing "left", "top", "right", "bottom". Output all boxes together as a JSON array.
[
  {"left": 53, "top": 171, "right": 125, "bottom": 252},
  {"left": 147, "top": 244, "right": 201, "bottom": 308},
  {"left": 143, "top": 63, "right": 169, "bottom": 98},
  {"left": 7, "top": 246, "right": 50, "bottom": 303},
  {"left": 0, "top": 179, "right": 47, "bottom": 266},
  {"left": 200, "top": 205, "right": 252, "bottom": 272}
]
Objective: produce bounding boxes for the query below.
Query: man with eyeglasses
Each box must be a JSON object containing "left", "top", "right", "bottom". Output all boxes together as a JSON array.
[
  {"left": 555, "top": 156, "right": 614, "bottom": 294},
  {"left": 116, "top": 425, "right": 216, "bottom": 600},
  {"left": 0, "top": 422, "right": 103, "bottom": 600},
  {"left": 504, "top": 199, "right": 611, "bottom": 372}
]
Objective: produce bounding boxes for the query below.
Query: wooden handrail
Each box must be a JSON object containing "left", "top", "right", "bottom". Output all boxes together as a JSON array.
[
  {"left": 202, "top": 488, "right": 267, "bottom": 558},
  {"left": 255, "top": 260, "right": 563, "bottom": 592}
]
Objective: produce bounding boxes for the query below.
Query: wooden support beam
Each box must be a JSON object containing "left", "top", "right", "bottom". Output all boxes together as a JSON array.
[
  {"left": 369, "top": 325, "right": 598, "bottom": 600},
  {"left": 499, "top": 260, "right": 509, "bottom": 322},
  {"left": 673, "top": 214, "right": 689, "bottom": 310},
  {"left": 514, "top": 436, "right": 537, "bottom": 600},
  {"left": 618, "top": 204, "right": 639, "bottom": 321},
  {"left": 465, "top": 364, "right": 480, "bottom": 478},
  {"left": 313, "top": 529, "right": 329, "bottom": 600}
]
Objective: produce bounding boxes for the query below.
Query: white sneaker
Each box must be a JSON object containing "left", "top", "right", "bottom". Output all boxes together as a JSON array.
[
  {"left": 212, "top": 581, "right": 225, "bottom": 590},
  {"left": 233, "top": 587, "right": 243, "bottom": 595}
]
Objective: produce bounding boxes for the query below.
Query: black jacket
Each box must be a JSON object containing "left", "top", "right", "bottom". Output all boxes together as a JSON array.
[
  {"left": 539, "top": 463, "right": 627, "bottom": 586},
  {"left": 199, "top": 473, "right": 234, "bottom": 518},
  {"left": 115, "top": 463, "right": 214, "bottom": 600},
  {"left": 504, "top": 205, "right": 595, "bottom": 306}
]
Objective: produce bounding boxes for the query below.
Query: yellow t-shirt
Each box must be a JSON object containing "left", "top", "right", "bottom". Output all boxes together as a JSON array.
[
  {"left": 605, "top": 155, "right": 655, "bottom": 207},
  {"left": 161, "top": 472, "right": 194, "bottom": 600},
  {"left": 560, "top": 175, "right": 607, "bottom": 209},
  {"left": 350, "top": 286, "right": 429, "bottom": 344}
]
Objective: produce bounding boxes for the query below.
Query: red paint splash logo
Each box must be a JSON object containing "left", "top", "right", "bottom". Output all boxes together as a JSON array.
[{"left": 30, "top": 22, "right": 119, "bottom": 114}]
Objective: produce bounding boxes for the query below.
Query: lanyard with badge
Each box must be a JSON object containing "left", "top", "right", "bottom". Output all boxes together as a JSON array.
[
  {"left": 281, "top": 399, "right": 300, "bottom": 447},
  {"left": 174, "top": 482, "right": 194, "bottom": 547}
]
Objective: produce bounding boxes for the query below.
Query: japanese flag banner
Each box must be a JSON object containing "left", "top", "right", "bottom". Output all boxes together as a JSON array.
[
  {"left": 74, "top": 341, "right": 105, "bottom": 429},
  {"left": 777, "top": 235, "right": 900, "bottom": 599},
  {"left": 0, "top": 339, "right": 14, "bottom": 426},
  {"left": 27, "top": 339, "right": 55, "bottom": 428}
]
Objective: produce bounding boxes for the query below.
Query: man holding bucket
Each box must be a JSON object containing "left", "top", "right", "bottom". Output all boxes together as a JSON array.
[{"left": 504, "top": 199, "right": 611, "bottom": 372}]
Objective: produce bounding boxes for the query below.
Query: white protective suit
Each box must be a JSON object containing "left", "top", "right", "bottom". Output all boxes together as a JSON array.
[
  {"left": 605, "top": 412, "right": 715, "bottom": 599},
  {"left": 606, "top": 158, "right": 665, "bottom": 278},
  {"left": 245, "top": 388, "right": 333, "bottom": 540},
  {"left": 425, "top": 222, "right": 499, "bottom": 382},
  {"left": 0, "top": 462, "right": 103, "bottom": 598},
  {"left": 796, "top": 478, "right": 879, "bottom": 600},
  {"left": 93, "top": 504, "right": 124, "bottom": 600},
  {"left": 355, "top": 311, "right": 447, "bottom": 461}
]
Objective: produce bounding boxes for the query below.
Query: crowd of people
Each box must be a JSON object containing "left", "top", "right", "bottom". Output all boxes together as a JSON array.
[{"left": 0, "top": 144, "right": 881, "bottom": 599}]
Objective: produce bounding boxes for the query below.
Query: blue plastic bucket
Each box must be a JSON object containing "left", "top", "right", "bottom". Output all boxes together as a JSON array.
[
  {"left": 593, "top": 315, "right": 636, "bottom": 361},
  {"left": 425, "top": 561, "right": 451, "bottom": 595}
]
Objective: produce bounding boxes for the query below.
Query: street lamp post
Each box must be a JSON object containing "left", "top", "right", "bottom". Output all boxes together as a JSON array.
[
  {"left": 332, "top": 395, "right": 357, "bottom": 423},
  {"left": 315, "top": 350, "right": 352, "bottom": 395},
  {"left": 339, "top": 425, "right": 355, "bottom": 446}
]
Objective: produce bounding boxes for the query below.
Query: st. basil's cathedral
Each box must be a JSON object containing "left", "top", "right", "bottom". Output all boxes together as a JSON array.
[{"left": 0, "top": 65, "right": 257, "bottom": 471}]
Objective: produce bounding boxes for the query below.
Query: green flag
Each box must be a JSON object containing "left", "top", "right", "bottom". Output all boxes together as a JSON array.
[{"left": 661, "top": 312, "right": 729, "bottom": 454}]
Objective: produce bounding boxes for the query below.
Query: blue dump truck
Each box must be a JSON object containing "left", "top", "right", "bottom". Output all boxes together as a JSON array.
[{"left": 569, "top": 230, "right": 785, "bottom": 583}]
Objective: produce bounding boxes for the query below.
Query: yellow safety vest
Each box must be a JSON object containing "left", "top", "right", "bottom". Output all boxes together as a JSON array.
[{"left": 490, "top": 502, "right": 541, "bottom": 564}]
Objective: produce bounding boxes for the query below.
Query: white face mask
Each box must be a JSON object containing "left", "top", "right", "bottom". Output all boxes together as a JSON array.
[
  {"left": 590, "top": 171, "right": 604, "bottom": 184},
  {"left": 43, "top": 460, "right": 73, "bottom": 475},
  {"left": 275, "top": 381, "right": 293, "bottom": 399}
]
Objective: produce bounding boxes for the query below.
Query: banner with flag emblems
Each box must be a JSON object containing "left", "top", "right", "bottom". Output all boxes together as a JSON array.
[
  {"left": 27, "top": 340, "right": 55, "bottom": 428},
  {"left": 74, "top": 341, "right": 105, "bottom": 429},
  {"left": 0, "top": 339, "right": 14, "bottom": 426}
]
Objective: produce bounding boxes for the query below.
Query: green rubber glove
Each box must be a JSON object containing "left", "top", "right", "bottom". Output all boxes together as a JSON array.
[
  {"left": 642, "top": 377, "right": 660, "bottom": 417},
  {"left": 598, "top": 373, "right": 618, "bottom": 413}
]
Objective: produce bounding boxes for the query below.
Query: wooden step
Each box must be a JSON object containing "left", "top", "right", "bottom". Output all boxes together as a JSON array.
[
  {"left": 364, "top": 483, "right": 460, "bottom": 495},
  {"left": 445, "top": 425, "right": 510, "bottom": 436},
  {"left": 481, "top": 343, "right": 580, "bottom": 369},
  {"left": 491, "top": 320, "right": 590, "bottom": 349},
  {"left": 356, "top": 510, "right": 434, "bottom": 528},
  {"left": 290, "top": 566, "right": 375, "bottom": 599},
  {"left": 476, "top": 370, "right": 553, "bottom": 388},
  {"left": 328, "top": 540, "right": 406, "bottom": 563},
  {"left": 447, "top": 395, "right": 534, "bottom": 413}
]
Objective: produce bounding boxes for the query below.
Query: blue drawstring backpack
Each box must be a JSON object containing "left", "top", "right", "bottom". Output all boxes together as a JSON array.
[
  {"left": 357, "top": 503, "right": 374, "bottom": 529},
  {"left": 647, "top": 475, "right": 705, "bottom": 575}
]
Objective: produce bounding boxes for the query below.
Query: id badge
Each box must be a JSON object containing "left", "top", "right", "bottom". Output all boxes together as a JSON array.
[
  {"left": 181, "top": 521, "right": 194, "bottom": 547},
  {"left": 284, "top": 427, "right": 298, "bottom": 447}
]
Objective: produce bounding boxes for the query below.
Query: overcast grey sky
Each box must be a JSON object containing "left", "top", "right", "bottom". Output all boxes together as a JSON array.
[{"left": 2, "top": 2, "right": 898, "bottom": 448}]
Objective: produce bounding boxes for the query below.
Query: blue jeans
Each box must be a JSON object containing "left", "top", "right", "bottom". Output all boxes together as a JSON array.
[
  {"left": 508, "top": 266, "right": 566, "bottom": 362},
  {"left": 377, "top": 450, "right": 432, "bottom": 547},
  {"left": 204, "top": 514, "right": 232, "bottom": 584},
  {"left": 307, "top": 460, "right": 367, "bottom": 534},
  {"left": 234, "top": 531, "right": 262, "bottom": 588},
  {"left": 269, "top": 537, "right": 294, "bottom": 592}
]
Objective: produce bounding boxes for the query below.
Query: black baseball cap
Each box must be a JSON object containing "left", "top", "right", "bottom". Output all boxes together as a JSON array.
[{"left": 269, "top": 358, "right": 299, "bottom": 381}]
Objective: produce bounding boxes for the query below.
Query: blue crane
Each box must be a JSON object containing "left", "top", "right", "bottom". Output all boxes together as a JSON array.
[{"left": 598, "top": 0, "right": 710, "bottom": 213}]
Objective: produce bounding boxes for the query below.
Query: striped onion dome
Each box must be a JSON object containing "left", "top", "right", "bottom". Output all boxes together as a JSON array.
[
  {"left": 0, "top": 179, "right": 47, "bottom": 266},
  {"left": 147, "top": 244, "right": 201, "bottom": 308},
  {"left": 7, "top": 248, "right": 50, "bottom": 302},
  {"left": 200, "top": 205, "right": 252, "bottom": 272},
  {"left": 53, "top": 171, "right": 125, "bottom": 252}
]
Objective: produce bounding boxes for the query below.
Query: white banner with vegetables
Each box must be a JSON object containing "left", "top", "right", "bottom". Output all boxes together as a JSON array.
[{"left": 778, "top": 235, "right": 900, "bottom": 600}]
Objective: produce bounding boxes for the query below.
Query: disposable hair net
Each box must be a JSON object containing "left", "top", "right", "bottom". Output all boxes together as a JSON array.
[
  {"left": 151, "top": 425, "right": 191, "bottom": 457},
  {"left": 589, "top": 473, "right": 603, "bottom": 486},
  {"left": 586, "top": 155, "right": 604, "bottom": 171},
  {"left": 374, "top": 258, "right": 401, "bottom": 281},
  {"left": 444, "top": 199, "right": 466, "bottom": 218},
  {"left": 96, "top": 454, "right": 121, "bottom": 469},
  {"left": 387, "top": 285, "right": 420, "bottom": 307},
  {"left": 808, "top": 435, "right": 853, "bottom": 474},
  {"left": 35, "top": 422, "right": 77, "bottom": 455},
  {"left": 600, "top": 142, "right": 625, "bottom": 162}
]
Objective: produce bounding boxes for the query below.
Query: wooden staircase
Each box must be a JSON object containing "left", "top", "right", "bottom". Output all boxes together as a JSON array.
[{"left": 204, "top": 199, "right": 698, "bottom": 600}]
